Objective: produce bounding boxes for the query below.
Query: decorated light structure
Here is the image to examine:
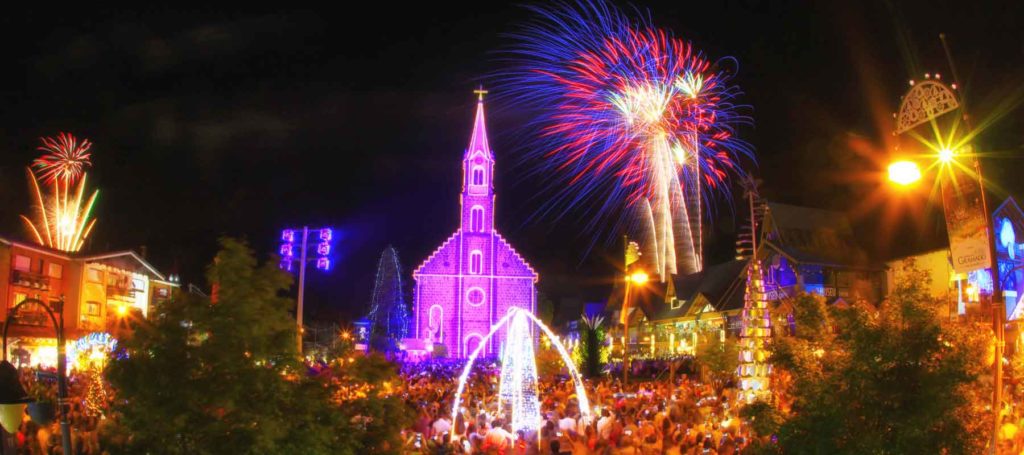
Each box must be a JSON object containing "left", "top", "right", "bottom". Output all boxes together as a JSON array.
[
  {"left": 738, "top": 177, "right": 771, "bottom": 403},
  {"left": 279, "top": 226, "right": 336, "bottom": 352},
  {"left": 497, "top": 310, "right": 541, "bottom": 433},
  {"left": 450, "top": 307, "right": 590, "bottom": 443}
]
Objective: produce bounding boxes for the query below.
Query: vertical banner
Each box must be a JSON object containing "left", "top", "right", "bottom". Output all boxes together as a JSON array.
[{"left": 941, "top": 152, "right": 992, "bottom": 274}]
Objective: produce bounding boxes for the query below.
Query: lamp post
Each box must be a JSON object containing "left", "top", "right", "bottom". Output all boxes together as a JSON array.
[
  {"left": 0, "top": 298, "right": 71, "bottom": 455},
  {"left": 622, "top": 270, "right": 648, "bottom": 385}
]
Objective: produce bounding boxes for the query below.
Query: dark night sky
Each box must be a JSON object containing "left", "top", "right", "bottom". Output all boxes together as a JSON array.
[{"left": 0, "top": 2, "right": 1021, "bottom": 321}]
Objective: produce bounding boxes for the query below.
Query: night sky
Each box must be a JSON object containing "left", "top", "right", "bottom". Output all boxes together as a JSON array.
[{"left": 1, "top": 2, "right": 1022, "bottom": 322}]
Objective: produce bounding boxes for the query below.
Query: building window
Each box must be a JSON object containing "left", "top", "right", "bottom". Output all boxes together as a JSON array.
[
  {"left": 13, "top": 293, "right": 26, "bottom": 306},
  {"left": 48, "top": 263, "right": 62, "bottom": 279},
  {"left": 470, "top": 251, "right": 482, "bottom": 275},
  {"left": 471, "top": 206, "right": 484, "bottom": 232},
  {"left": 472, "top": 166, "right": 484, "bottom": 186},
  {"left": 85, "top": 301, "right": 101, "bottom": 316},
  {"left": 86, "top": 268, "right": 102, "bottom": 283},
  {"left": 13, "top": 255, "right": 30, "bottom": 272},
  {"left": 466, "top": 288, "right": 485, "bottom": 307}
]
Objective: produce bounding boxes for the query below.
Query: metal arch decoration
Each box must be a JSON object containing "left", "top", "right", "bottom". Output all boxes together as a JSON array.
[{"left": 895, "top": 80, "right": 960, "bottom": 134}]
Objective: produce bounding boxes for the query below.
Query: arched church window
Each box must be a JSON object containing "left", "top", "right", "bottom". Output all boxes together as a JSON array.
[
  {"left": 472, "top": 166, "right": 485, "bottom": 186},
  {"left": 471, "top": 206, "right": 484, "bottom": 232},
  {"left": 470, "top": 251, "right": 482, "bottom": 275}
]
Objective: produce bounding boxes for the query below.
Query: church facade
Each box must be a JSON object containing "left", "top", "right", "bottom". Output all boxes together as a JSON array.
[{"left": 413, "top": 96, "right": 538, "bottom": 359}]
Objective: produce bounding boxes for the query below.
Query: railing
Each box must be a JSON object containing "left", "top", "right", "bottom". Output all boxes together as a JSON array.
[
  {"left": 106, "top": 283, "right": 141, "bottom": 299},
  {"left": 11, "top": 270, "right": 50, "bottom": 291}
]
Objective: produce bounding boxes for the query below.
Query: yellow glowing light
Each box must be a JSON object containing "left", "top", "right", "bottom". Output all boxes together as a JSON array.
[
  {"left": 888, "top": 161, "right": 922, "bottom": 186},
  {"left": 116, "top": 303, "right": 129, "bottom": 317},
  {"left": 629, "top": 271, "right": 649, "bottom": 284},
  {"left": 938, "top": 148, "right": 955, "bottom": 163}
]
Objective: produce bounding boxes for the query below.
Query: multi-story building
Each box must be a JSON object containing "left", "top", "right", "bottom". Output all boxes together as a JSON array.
[{"left": 0, "top": 236, "right": 176, "bottom": 367}]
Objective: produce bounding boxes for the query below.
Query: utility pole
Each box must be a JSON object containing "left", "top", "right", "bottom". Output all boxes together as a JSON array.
[{"left": 296, "top": 227, "right": 309, "bottom": 353}]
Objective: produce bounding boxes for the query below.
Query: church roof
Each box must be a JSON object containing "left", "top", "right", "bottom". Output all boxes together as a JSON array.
[{"left": 466, "top": 99, "right": 492, "bottom": 160}]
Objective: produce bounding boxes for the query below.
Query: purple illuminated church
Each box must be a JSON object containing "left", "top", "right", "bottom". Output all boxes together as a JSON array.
[{"left": 413, "top": 94, "right": 538, "bottom": 359}]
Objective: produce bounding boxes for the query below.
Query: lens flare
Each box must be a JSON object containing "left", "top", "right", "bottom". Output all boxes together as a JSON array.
[{"left": 502, "top": 0, "right": 754, "bottom": 278}]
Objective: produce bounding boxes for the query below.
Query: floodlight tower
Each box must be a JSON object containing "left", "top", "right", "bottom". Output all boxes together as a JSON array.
[{"left": 279, "top": 227, "right": 335, "bottom": 353}]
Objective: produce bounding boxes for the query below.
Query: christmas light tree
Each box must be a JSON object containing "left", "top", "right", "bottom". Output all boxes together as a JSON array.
[{"left": 367, "top": 246, "right": 410, "bottom": 351}]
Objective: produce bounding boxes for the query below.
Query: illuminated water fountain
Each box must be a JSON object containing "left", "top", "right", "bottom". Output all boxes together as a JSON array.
[{"left": 451, "top": 307, "right": 591, "bottom": 440}]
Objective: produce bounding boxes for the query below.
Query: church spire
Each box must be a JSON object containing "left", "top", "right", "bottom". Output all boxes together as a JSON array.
[{"left": 467, "top": 87, "right": 492, "bottom": 160}]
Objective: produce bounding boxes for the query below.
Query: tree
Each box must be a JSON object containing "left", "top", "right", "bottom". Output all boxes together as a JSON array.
[
  {"left": 764, "top": 263, "right": 989, "bottom": 454},
  {"left": 573, "top": 315, "right": 608, "bottom": 378},
  {"left": 105, "top": 238, "right": 361, "bottom": 454},
  {"left": 696, "top": 333, "right": 739, "bottom": 390}
]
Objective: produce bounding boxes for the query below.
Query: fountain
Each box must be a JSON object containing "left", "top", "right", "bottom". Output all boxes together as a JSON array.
[{"left": 450, "top": 307, "right": 591, "bottom": 441}]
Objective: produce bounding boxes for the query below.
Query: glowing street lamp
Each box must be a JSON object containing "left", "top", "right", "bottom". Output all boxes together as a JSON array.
[
  {"left": 629, "top": 271, "right": 649, "bottom": 285},
  {"left": 938, "top": 147, "right": 955, "bottom": 163},
  {"left": 888, "top": 160, "right": 922, "bottom": 186}
]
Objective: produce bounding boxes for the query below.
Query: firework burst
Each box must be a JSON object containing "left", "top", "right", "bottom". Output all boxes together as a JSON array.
[
  {"left": 34, "top": 132, "right": 92, "bottom": 183},
  {"left": 21, "top": 133, "right": 99, "bottom": 253},
  {"left": 502, "top": 1, "right": 754, "bottom": 277}
]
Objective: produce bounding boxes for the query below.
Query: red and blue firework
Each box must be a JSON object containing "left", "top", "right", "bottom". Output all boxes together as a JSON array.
[{"left": 501, "top": 1, "right": 754, "bottom": 274}]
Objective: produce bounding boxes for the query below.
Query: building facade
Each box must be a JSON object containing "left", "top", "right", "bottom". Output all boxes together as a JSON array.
[
  {"left": 0, "top": 237, "right": 176, "bottom": 367},
  {"left": 413, "top": 97, "right": 538, "bottom": 359}
]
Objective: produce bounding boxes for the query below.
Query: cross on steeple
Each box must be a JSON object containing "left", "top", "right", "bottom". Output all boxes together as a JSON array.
[{"left": 473, "top": 86, "right": 488, "bottom": 101}]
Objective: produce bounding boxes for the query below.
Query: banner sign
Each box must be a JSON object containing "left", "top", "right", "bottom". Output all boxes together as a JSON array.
[{"left": 941, "top": 150, "right": 992, "bottom": 274}]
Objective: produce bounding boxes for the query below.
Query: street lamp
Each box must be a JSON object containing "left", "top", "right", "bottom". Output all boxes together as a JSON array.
[
  {"left": 622, "top": 269, "right": 649, "bottom": 385},
  {"left": 0, "top": 298, "right": 71, "bottom": 455},
  {"left": 888, "top": 160, "right": 922, "bottom": 186}
]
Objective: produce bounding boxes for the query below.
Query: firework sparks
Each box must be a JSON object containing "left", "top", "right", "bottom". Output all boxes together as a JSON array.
[
  {"left": 503, "top": 1, "right": 754, "bottom": 277},
  {"left": 34, "top": 132, "right": 92, "bottom": 183},
  {"left": 21, "top": 134, "right": 99, "bottom": 253}
]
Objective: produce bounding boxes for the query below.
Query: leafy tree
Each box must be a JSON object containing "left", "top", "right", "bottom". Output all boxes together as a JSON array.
[
  {"left": 573, "top": 315, "right": 608, "bottom": 378},
  {"left": 106, "top": 238, "right": 409, "bottom": 454},
  {"left": 696, "top": 332, "right": 739, "bottom": 390},
  {"left": 765, "top": 262, "right": 988, "bottom": 454}
]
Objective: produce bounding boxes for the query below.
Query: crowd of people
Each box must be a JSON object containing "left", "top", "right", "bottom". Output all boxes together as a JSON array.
[
  {"left": 9, "top": 367, "right": 117, "bottom": 455},
  {"left": 398, "top": 359, "right": 754, "bottom": 454}
]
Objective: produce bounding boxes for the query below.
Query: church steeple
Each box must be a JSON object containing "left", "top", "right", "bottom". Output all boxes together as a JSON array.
[
  {"left": 463, "top": 89, "right": 494, "bottom": 195},
  {"left": 461, "top": 89, "right": 495, "bottom": 235},
  {"left": 466, "top": 88, "right": 492, "bottom": 161}
]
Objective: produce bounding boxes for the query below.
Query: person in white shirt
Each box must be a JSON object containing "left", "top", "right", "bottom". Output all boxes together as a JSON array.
[
  {"left": 483, "top": 419, "right": 514, "bottom": 453},
  {"left": 597, "top": 409, "right": 615, "bottom": 441},
  {"left": 432, "top": 416, "right": 452, "bottom": 441},
  {"left": 558, "top": 412, "right": 577, "bottom": 434}
]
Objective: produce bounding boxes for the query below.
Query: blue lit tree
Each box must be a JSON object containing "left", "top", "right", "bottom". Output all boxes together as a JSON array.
[{"left": 367, "top": 246, "right": 409, "bottom": 352}]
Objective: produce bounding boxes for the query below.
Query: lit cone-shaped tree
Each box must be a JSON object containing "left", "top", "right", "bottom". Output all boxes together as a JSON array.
[
  {"left": 498, "top": 310, "right": 541, "bottom": 434},
  {"left": 367, "top": 246, "right": 410, "bottom": 352},
  {"left": 738, "top": 260, "right": 772, "bottom": 403}
]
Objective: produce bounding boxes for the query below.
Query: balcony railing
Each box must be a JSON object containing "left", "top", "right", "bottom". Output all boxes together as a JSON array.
[
  {"left": 106, "top": 283, "right": 142, "bottom": 299},
  {"left": 11, "top": 270, "right": 50, "bottom": 291}
]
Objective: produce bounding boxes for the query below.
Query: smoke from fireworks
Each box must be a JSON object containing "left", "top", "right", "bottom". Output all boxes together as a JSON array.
[
  {"left": 502, "top": 1, "right": 754, "bottom": 278},
  {"left": 21, "top": 133, "right": 99, "bottom": 253}
]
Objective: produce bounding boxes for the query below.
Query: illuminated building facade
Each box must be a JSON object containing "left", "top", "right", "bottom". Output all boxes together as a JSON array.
[
  {"left": 0, "top": 236, "right": 176, "bottom": 367},
  {"left": 413, "top": 96, "right": 538, "bottom": 359}
]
